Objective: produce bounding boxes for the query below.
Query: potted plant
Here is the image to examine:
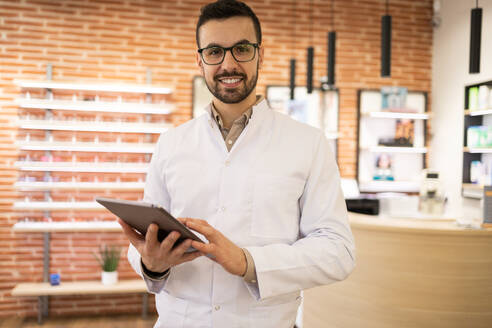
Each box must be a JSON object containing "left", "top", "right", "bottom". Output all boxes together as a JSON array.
[{"left": 94, "top": 245, "right": 121, "bottom": 285}]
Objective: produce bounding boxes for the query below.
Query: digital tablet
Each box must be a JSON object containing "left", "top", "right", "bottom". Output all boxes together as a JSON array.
[{"left": 96, "top": 197, "right": 204, "bottom": 250}]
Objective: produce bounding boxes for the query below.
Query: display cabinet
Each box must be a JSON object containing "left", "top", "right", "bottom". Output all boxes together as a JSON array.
[
  {"left": 266, "top": 85, "right": 339, "bottom": 157},
  {"left": 462, "top": 80, "right": 492, "bottom": 199},
  {"left": 356, "top": 88, "right": 429, "bottom": 193},
  {"left": 12, "top": 72, "right": 174, "bottom": 321}
]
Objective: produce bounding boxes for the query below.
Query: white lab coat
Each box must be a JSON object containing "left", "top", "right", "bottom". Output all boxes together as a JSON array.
[{"left": 127, "top": 99, "right": 355, "bottom": 328}]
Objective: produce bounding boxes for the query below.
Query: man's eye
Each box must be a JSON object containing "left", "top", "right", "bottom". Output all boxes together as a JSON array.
[
  {"left": 235, "top": 45, "right": 250, "bottom": 53},
  {"left": 206, "top": 48, "right": 222, "bottom": 56}
]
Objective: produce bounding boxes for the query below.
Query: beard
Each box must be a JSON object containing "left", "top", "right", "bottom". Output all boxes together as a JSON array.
[{"left": 204, "top": 62, "right": 259, "bottom": 104}]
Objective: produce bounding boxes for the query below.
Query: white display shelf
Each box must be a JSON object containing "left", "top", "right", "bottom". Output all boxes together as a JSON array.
[
  {"left": 14, "top": 181, "right": 145, "bottom": 191},
  {"left": 464, "top": 109, "right": 492, "bottom": 116},
  {"left": 462, "top": 183, "right": 483, "bottom": 199},
  {"left": 18, "top": 119, "right": 170, "bottom": 134},
  {"left": 17, "top": 141, "right": 155, "bottom": 153},
  {"left": 464, "top": 147, "right": 492, "bottom": 153},
  {"left": 15, "top": 80, "right": 172, "bottom": 94},
  {"left": 363, "top": 111, "right": 430, "bottom": 120},
  {"left": 17, "top": 98, "right": 173, "bottom": 114},
  {"left": 359, "top": 180, "right": 420, "bottom": 193},
  {"left": 12, "top": 220, "right": 121, "bottom": 232},
  {"left": 15, "top": 161, "right": 149, "bottom": 173},
  {"left": 13, "top": 201, "right": 103, "bottom": 211},
  {"left": 363, "top": 146, "right": 428, "bottom": 153}
]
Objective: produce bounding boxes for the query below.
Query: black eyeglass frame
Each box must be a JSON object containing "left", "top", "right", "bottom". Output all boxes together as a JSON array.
[{"left": 197, "top": 43, "right": 260, "bottom": 65}]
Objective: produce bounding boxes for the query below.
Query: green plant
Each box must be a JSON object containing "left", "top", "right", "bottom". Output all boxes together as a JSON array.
[{"left": 94, "top": 245, "right": 121, "bottom": 272}]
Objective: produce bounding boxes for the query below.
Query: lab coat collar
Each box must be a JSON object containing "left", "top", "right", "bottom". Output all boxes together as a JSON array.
[{"left": 203, "top": 96, "right": 269, "bottom": 123}]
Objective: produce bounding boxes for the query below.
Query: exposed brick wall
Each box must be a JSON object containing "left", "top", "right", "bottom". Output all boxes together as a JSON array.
[{"left": 0, "top": 0, "right": 432, "bottom": 319}]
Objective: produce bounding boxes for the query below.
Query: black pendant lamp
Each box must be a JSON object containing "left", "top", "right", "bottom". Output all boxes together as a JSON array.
[
  {"left": 289, "top": 0, "right": 296, "bottom": 100},
  {"left": 327, "top": 0, "right": 336, "bottom": 86},
  {"left": 307, "top": 0, "right": 314, "bottom": 94},
  {"left": 469, "top": 0, "right": 482, "bottom": 74},
  {"left": 381, "top": 0, "right": 391, "bottom": 77},
  {"left": 290, "top": 59, "right": 296, "bottom": 100}
]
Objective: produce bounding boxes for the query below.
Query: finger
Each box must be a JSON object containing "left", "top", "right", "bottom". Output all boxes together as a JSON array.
[
  {"left": 176, "top": 217, "right": 188, "bottom": 225},
  {"left": 171, "top": 239, "right": 192, "bottom": 257},
  {"left": 145, "top": 223, "right": 160, "bottom": 247},
  {"left": 185, "top": 220, "right": 215, "bottom": 240},
  {"left": 118, "top": 218, "right": 144, "bottom": 247},
  {"left": 160, "top": 231, "right": 181, "bottom": 252},
  {"left": 190, "top": 241, "right": 216, "bottom": 255},
  {"left": 176, "top": 250, "right": 203, "bottom": 265}
]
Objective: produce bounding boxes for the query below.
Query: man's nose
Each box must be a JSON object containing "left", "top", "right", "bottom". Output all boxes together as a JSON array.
[{"left": 221, "top": 49, "right": 239, "bottom": 70}]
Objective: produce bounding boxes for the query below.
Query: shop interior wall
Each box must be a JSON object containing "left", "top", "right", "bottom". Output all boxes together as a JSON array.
[
  {"left": 0, "top": 0, "right": 432, "bottom": 319},
  {"left": 431, "top": 0, "right": 492, "bottom": 213}
]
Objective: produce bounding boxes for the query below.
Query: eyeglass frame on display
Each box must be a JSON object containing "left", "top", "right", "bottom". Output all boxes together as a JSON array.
[{"left": 197, "top": 42, "right": 259, "bottom": 65}]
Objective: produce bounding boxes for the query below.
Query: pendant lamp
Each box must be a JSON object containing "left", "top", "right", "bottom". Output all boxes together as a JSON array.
[
  {"left": 290, "top": 0, "right": 296, "bottom": 100},
  {"left": 290, "top": 59, "right": 296, "bottom": 100},
  {"left": 307, "top": 0, "right": 314, "bottom": 94},
  {"left": 469, "top": 1, "right": 482, "bottom": 74},
  {"left": 381, "top": 0, "right": 391, "bottom": 77},
  {"left": 327, "top": 0, "right": 336, "bottom": 86}
]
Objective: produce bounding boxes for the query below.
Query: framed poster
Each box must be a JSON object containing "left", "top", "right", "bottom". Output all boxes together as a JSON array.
[{"left": 266, "top": 85, "right": 338, "bottom": 134}]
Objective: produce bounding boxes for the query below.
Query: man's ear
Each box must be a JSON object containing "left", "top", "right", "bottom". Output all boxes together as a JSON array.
[
  {"left": 258, "top": 45, "right": 264, "bottom": 69},
  {"left": 196, "top": 52, "right": 204, "bottom": 75}
]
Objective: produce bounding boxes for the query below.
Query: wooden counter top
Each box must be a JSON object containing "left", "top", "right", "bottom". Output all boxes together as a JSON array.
[{"left": 348, "top": 212, "right": 492, "bottom": 235}]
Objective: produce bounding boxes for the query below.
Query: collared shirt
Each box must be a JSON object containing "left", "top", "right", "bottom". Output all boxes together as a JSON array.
[
  {"left": 210, "top": 95, "right": 262, "bottom": 151},
  {"left": 128, "top": 98, "right": 355, "bottom": 328}
]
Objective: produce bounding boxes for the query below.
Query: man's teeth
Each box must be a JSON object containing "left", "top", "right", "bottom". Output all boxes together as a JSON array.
[{"left": 221, "top": 78, "right": 241, "bottom": 83}]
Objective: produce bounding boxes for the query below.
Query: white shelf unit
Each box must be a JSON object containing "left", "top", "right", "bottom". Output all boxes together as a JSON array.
[
  {"left": 462, "top": 80, "right": 492, "bottom": 197},
  {"left": 14, "top": 201, "right": 102, "bottom": 211},
  {"left": 15, "top": 161, "right": 149, "bottom": 173},
  {"left": 12, "top": 221, "right": 121, "bottom": 232},
  {"left": 362, "top": 111, "right": 430, "bottom": 120},
  {"left": 13, "top": 76, "right": 171, "bottom": 323},
  {"left": 464, "top": 147, "right": 492, "bottom": 154},
  {"left": 14, "top": 181, "right": 145, "bottom": 191},
  {"left": 358, "top": 180, "right": 420, "bottom": 193},
  {"left": 14, "top": 80, "right": 172, "bottom": 94},
  {"left": 14, "top": 79, "right": 173, "bottom": 213},
  {"left": 464, "top": 109, "right": 492, "bottom": 116},
  {"left": 17, "top": 98, "right": 173, "bottom": 115},
  {"left": 357, "top": 89, "right": 428, "bottom": 193},
  {"left": 17, "top": 141, "right": 155, "bottom": 153},
  {"left": 18, "top": 119, "right": 171, "bottom": 134}
]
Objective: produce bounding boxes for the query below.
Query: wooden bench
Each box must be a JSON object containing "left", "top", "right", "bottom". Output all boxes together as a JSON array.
[{"left": 11, "top": 279, "right": 149, "bottom": 324}]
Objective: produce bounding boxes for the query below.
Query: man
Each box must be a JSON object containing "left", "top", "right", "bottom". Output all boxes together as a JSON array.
[{"left": 119, "top": 0, "right": 355, "bottom": 327}]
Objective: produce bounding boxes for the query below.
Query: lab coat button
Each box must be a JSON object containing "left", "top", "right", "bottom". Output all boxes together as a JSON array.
[
  {"left": 225, "top": 160, "right": 230, "bottom": 166},
  {"left": 215, "top": 305, "right": 221, "bottom": 311}
]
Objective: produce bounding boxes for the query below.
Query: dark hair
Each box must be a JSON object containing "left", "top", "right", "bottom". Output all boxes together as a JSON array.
[{"left": 196, "top": 0, "right": 262, "bottom": 48}]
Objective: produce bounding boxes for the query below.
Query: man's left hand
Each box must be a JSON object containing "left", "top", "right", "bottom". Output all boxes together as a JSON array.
[{"left": 181, "top": 218, "right": 247, "bottom": 277}]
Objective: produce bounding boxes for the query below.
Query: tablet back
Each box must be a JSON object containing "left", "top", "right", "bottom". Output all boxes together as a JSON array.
[{"left": 96, "top": 197, "right": 202, "bottom": 243}]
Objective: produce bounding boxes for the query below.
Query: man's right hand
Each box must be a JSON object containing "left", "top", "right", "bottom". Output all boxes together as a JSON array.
[{"left": 118, "top": 218, "right": 203, "bottom": 273}]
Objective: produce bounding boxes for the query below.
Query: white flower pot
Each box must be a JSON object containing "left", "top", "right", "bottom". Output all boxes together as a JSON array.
[{"left": 101, "top": 271, "right": 118, "bottom": 285}]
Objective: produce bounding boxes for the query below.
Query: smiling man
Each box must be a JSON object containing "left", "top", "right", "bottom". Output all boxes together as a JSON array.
[{"left": 120, "top": 1, "right": 355, "bottom": 327}]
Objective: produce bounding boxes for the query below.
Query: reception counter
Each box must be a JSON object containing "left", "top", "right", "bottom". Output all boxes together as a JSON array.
[{"left": 302, "top": 211, "right": 492, "bottom": 328}]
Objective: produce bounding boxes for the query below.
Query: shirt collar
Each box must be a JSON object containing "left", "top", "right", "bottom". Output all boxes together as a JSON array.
[{"left": 210, "top": 95, "right": 264, "bottom": 130}]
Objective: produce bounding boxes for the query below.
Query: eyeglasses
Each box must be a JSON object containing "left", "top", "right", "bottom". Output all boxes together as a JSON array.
[{"left": 198, "top": 43, "right": 259, "bottom": 65}]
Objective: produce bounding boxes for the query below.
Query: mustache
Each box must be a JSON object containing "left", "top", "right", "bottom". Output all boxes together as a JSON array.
[{"left": 214, "top": 71, "right": 246, "bottom": 81}]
